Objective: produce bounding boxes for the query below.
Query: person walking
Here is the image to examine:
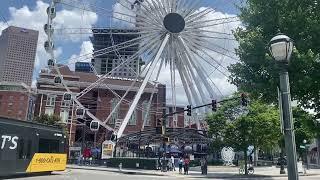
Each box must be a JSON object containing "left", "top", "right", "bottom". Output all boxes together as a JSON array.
[
  {"left": 200, "top": 158, "right": 205, "bottom": 175},
  {"left": 178, "top": 157, "right": 183, "bottom": 174},
  {"left": 171, "top": 155, "right": 176, "bottom": 171},
  {"left": 184, "top": 157, "right": 190, "bottom": 175}
]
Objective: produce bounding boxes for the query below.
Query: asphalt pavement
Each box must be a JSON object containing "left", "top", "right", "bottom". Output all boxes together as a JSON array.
[{"left": 2, "top": 169, "right": 320, "bottom": 180}]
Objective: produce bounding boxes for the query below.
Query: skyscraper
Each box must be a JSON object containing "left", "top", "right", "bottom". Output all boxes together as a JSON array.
[
  {"left": 0, "top": 26, "right": 39, "bottom": 86},
  {"left": 90, "top": 28, "right": 142, "bottom": 78}
]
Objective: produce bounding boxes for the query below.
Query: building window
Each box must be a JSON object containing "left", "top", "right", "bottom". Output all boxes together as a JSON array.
[
  {"left": 128, "top": 103, "right": 137, "bottom": 126},
  {"left": 166, "top": 108, "right": 170, "bottom": 127},
  {"left": 142, "top": 101, "right": 150, "bottom": 126},
  {"left": 45, "top": 107, "right": 54, "bottom": 116},
  {"left": 46, "top": 95, "right": 56, "bottom": 107},
  {"left": 60, "top": 109, "right": 69, "bottom": 123},
  {"left": 110, "top": 98, "right": 119, "bottom": 124},
  {"left": 61, "top": 99, "right": 71, "bottom": 108},
  {"left": 9, "top": 96, "right": 14, "bottom": 101}
]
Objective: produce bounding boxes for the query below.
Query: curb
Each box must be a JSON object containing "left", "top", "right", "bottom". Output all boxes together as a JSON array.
[{"left": 67, "top": 166, "right": 165, "bottom": 177}]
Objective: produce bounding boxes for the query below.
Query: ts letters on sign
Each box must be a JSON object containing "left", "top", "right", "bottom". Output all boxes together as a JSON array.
[{"left": 1, "top": 135, "right": 19, "bottom": 150}]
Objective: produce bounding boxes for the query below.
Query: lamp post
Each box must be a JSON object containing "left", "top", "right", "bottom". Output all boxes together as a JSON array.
[
  {"left": 269, "top": 33, "right": 299, "bottom": 180},
  {"left": 303, "top": 139, "right": 308, "bottom": 170}
]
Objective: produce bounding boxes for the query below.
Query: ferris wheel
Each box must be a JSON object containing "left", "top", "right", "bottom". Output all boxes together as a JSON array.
[{"left": 44, "top": 0, "right": 239, "bottom": 139}]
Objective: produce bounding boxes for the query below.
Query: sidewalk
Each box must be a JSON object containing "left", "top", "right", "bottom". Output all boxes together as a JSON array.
[{"left": 67, "top": 165, "right": 320, "bottom": 179}]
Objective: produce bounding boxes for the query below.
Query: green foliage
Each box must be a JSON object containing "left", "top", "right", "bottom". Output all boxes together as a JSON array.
[
  {"left": 292, "top": 107, "right": 318, "bottom": 157},
  {"left": 207, "top": 95, "right": 281, "bottom": 152},
  {"left": 229, "top": 0, "right": 320, "bottom": 116},
  {"left": 34, "top": 114, "right": 68, "bottom": 136},
  {"left": 224, "top": 100, "right": 281, "bottom": 151}
]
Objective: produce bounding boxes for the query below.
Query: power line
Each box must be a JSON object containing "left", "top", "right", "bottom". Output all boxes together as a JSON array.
[{"left": 0, "top": 12, "right": 10, "bottom": 27}]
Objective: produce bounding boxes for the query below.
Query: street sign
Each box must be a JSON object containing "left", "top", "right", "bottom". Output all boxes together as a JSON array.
[{"left": 299, "top": 145, "right": 305, "bottom": 149}]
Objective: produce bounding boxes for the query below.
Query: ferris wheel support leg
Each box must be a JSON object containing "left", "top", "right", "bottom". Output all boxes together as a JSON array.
[
  {"left": 179, "top": 66, "right": 202, "bottom": 130},
  {"left": 116, "top": 34, "right": 170, "bottom": 139}
]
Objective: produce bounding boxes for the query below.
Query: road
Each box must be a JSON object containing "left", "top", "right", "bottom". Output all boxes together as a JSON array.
[{"left": 2, "top": 169, "right": 320, "bottom": 180}]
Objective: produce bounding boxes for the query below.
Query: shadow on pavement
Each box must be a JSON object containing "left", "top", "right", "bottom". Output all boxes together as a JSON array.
[{"left": 1, "top": 172, "right": 56, "bottom": 179}]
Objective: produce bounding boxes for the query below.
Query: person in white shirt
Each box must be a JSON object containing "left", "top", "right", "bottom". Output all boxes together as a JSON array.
[{"left": 171, "top": 155, "right": 176, "bottom": 171}]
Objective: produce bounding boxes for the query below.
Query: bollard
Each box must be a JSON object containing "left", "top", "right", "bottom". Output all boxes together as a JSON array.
[{"left": 119, "top": 163, "right": 122, "bottom": 171}]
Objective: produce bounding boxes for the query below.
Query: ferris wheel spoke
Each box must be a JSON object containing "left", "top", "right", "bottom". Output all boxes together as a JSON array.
[
  {"left": 141, "top": 53, "right": 166, "bottom": 130},
  {"left": 117, "top": 0, "right": 162, "bottom": 29},
  {"left": 115, "top": 34, "right": 170, "bottom": 138},
  {"left": 181, "top": 39, "right": 223, "bottom": 98},
  {"left": 176, "top": 60, "right": 202, "bottom": 130},
  {"left": 187, "top": 34, "right": 237, "bottom": 41},
  {"left": 183, "top": 33, "right": 238, "bottom": 62},
  {"left": 178, "top": 37, "right": 219, "bottom": 99},
  {"left": 75, "top": 33, "right": 161, "bottom": 99},
  {"left": 182, "top": 29, "right": 235, "bottom": 37},
  {"left": 189, "top": 34, "right": 238, "bottom": 55},
  {"left": 177, "top": 39, "right": 209, "bottom": 107},
  {"left": 137, "top": 0, "right": 164, "bottom": 25},
  {"left": 169, "top": 46, "right": 178, "bottom": 126},
  {"left": 181, "top": 0, "right": 202, "bottom": 19},
  {"left": 182, "top": 36, "right": 230, "bottom": 77},
  {"left": 191, "top": 16, "right": 239, "bottom": 25},
  {"left": 184, "top": 7, "right": 214, "bottom": 24},
  {"left": 186, "top": 19, "right": 241, "bottom": 30},
  {"left": 149, "top": 0, "right": 165, "bottom": 18},
  {"left": 103, "top": 46, "right": 160, "bottom": 125}
]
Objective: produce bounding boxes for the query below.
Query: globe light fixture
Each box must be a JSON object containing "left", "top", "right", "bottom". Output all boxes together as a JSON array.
[{"left": 269, "top": 34, "right": 294, "bottom": 62}]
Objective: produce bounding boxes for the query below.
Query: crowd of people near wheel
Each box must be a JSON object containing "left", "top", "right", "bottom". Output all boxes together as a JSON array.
[{"left": 158, "top": 155, "right": 208, "bottom": 175}]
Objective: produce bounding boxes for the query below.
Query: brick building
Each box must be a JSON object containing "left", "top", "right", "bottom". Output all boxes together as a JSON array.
[
  {"left": 34, "top": 66, "right": 167, "bottom": 146},
  {"left": 0, "top": 82, "right": 35, "bottom": 121}
]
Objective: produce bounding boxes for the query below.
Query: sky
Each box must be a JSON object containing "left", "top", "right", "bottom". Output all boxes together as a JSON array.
[{"left": 0, "top": 0, "right": 244, "bottom": 106}]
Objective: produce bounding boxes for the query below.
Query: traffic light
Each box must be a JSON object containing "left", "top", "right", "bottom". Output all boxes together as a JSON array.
[
  {"left": 187, "top": 105, "right": 192, "bottom": 116},
  {"left": 212, "top": 99, "right": 217, "bottom": 111},
  {"left": 163, "top": 137, "right": 169, "bottom": 143},
  {"left": 241, "top": 93, "right": 248, "bottom": 106},
  {"left": 157, "top": 119, "right": 162, "bottom": 127}
]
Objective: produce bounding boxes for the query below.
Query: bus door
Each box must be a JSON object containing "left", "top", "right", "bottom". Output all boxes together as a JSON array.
[{"left": 15, "top": 132, "right": 34, "bottom": 173}]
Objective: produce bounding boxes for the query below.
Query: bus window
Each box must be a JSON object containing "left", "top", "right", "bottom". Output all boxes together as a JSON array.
[
  {"left": 26, "top": 140, "right": 32, "bottom": 159},
  {"left": 38, "top": 139, "right": 59, "bottom": 153}
]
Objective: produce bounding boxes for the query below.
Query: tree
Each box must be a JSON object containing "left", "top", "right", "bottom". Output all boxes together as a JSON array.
[
  {"left": 206, "top": 112, "right": 227, "bottom": 159},
  {"left": 229, "top": 0, "right": 320, "bottom": 117},
  {"left": 34, "top": 114, "right": 68, "bottom": 136},
  {"left": 207, "top": 95, "right": 281, "bottom": 174},
  {"left": 224, "top": 100, "right": 280, "bottom": 174}
]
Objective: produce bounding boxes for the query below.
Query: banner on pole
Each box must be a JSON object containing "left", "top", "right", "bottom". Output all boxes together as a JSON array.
[{"left": 101, "top": 140, "right": 115, "bottom": 159}]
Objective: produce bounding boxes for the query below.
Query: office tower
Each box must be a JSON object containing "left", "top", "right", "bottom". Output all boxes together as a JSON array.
[{"left": 0, "top": 26, "right": 39, "bottom": 86}]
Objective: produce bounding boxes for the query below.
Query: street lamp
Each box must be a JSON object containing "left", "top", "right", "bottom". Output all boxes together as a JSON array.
[{"left": 269, "top": 33, "right": 299, "bottom": 180}]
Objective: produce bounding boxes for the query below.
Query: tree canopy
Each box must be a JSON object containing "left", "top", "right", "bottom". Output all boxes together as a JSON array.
[{"left": 229, "top": 0, "right": 320, "bottom": 116}]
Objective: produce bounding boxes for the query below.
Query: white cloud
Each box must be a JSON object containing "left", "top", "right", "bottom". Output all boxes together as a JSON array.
[
  {"left": 0, "top": 1, "right": 98, "bottom": 82},
  {"left": 68, "top": 40, "right": 94, "bottom": 71}
]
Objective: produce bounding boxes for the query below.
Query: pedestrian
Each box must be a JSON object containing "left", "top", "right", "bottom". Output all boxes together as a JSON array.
[
  {"left": 178, "top": 157, "right": 183, "bottom": 174},
  {"left": 171, "top": 155, "right": 176, "bottom": 171},
  {"left": 200, "top": 158, "right": 205, "bottom": 175},
  {"left": 184, "top": 157, "right": 190, "bottom": 175},
  {"left": 204, "top": 157, "right": 208, "bottom": 175}
]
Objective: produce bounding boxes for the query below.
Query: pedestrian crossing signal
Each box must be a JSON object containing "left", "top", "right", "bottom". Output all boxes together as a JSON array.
[
  {"left": 212, "top": 100, "right": 217, "bottom": 111},
  {"left": 187, "top": 105, "right": 192, "bottom": 116}
]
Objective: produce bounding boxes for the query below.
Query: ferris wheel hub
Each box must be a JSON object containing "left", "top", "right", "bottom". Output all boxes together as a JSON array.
[{"left": 163, "top": 13, "right": 185, "bottom": 33}]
